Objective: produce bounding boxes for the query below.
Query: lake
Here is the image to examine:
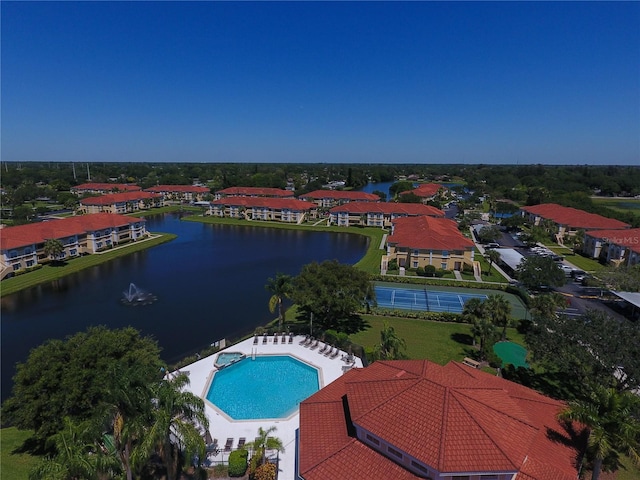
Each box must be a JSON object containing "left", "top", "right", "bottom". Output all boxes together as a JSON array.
[{"left": 0, "top": 213, "right": 368, "bottom": 400}]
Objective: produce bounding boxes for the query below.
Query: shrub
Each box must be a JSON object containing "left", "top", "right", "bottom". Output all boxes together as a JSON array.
[
  {"left": 252, "top": 462, "right": 277, "bottom": 480},
  {"left": 424, "top": 265, "right": 436, "bottom": 277},
  {"left": 228, "top": 449, "right": 249, "bottom": 477},
  {"left": 388, "top": 258, "right": 398, "bottom": 270}
]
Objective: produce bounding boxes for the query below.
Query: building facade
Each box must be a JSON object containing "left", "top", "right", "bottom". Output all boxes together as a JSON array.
[
  {"left": 583, "top": 228, "right": 640, "bottom": 266},
  {"left": 329, "top": 202, "right": 444, "bottom": 228},
  {"left": 299, "top": 190, "right": 380, "bottom": 208},
  {"left": 144, "top": 185, "right": 211, "bottom": 202},
  {"left": 1, "top": 213, "right": 148, "bottom": 280},
  {"left": 384, "top": 216, "right": 475, "bottom": 271},
  {"left": 80, "top": 192, "right": 163, "bottom": 214},
  {"left": 208, "top": 197, "right": 317, "bottom": 223}
]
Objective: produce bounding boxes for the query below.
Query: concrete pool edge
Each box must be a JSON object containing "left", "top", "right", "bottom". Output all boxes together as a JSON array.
[{"left": 202, "top": 353, "right": 324, "bottom": 422}]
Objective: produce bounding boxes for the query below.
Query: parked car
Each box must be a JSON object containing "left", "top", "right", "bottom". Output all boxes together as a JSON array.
[{"left": 486, "top": 243, "right": 500, "bottom": 249}]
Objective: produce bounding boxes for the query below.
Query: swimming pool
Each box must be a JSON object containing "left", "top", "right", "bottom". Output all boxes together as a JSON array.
[
  {"left": 206, "top": 355, "right": 319, "bottom": 420},
  {"left": 215, "top": 351, "right": 245, "bottom": 368}
]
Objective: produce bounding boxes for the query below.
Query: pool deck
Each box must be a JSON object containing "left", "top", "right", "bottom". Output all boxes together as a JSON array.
[{"left": 176, "top": 334, "right": 363, "bottom": 480}]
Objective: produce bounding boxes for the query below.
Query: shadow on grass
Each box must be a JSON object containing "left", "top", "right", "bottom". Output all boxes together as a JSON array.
[
  {"left": 501, "top": 365, "right": 584, "bottom": 401},
  {"left": 450, "top": 332, "right": 474, "bottom": 346}
]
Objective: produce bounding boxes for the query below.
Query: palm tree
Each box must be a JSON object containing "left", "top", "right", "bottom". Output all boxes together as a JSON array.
[
  {"left": 135, "top": 373, "right": 209, "bottom": 480},
  {"left": 373, "top": 322, "right": 407, "bottom": 360},
  {"left": 559, "top": 386, "right": 640, "bottom": 480},
  {"left": 462, "top": 298, "right": 485, "bottom": 333},
  {"left": 470, "top": 318, "right": 497, "bottom": 360},
  {"left": 246, "top": 426, "right": 284, "bottom": 467},
  {"left": 485, "top": 294, "right": 511, "bottom": 341},
  {"left": 265, "top": 273, "right": 292, "bottom": 331},
  {"left": 98, "top": 365, "right": 155, "bottom": 480},
  {"left": 485, "top": 249, "right": 500, "bottom": 275},
  {"left": 30, "top": 417, "right": 121, "bottom": 480},
  {"left": 529, "top": 293, "right": 566, "bottom": 321},
  {"left": 43, "top": 238, "right": 65, "bottom": 264}
]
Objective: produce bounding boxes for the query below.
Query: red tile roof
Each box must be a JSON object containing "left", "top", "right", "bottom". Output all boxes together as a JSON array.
[
  {"left": 387, "top": 216, "right": 474, "bottom": 250},
  {"left": 301, "top": 190, "right": 380, "bottom": 202},
  {"left": 400, "top": 183, "right": 445, "bottom": 198},
  {"left": 215, "top": 186, "right": 294, "bottom": 197},
  {"left": 145, "top": 185, "right": 210, "bottom": 193},
  {"left": 210, "top": 197, "right": 314, "bottom": 211},
  {"left": 0, "top": 213, "right": 144, "bottom": 250},
  {"left": 521, "top": 203, "right": 630, "bottom": 230},
  {"left": 72, "top": 183, "right": 141, "bottom": 192},
  {"left": 80, "top": 192, "right": 161, "bottom": 206},
  {"left": 585, "top": 228, "right": 640, "bottom": 253},
  {"left": 329, "top": 202, "right": 444, "bottom": 217},
  {"left": 299, "top": 360, "right": 582, "bottom": 480}
]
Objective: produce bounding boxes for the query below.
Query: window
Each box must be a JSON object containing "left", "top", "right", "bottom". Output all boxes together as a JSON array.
[
  {"left": 365, "top": 434, "right": 380, "bottom": 446},
  {"left": 413, "top": 249, "right": 420, "bottom": 256},
  {"left": 413, "top": 262, "right": 418, "bottom": 268},
  {"left": 26, "top": 260, "right": 34, "bottom": 267},
  {"left": 441, "top": 262, "right": 447, "bottom": 269},
  {"left": 410, "top": 460, "right": 430, "bottom": 475},
  {"left": 13, "top": 264, "right": 21, "bottom": 271},
  {"left": 387, "top": 446, "right": 403, "bottom": 459},
  {"left": 442, "top": 250, "right": 449, "bottom": 257}
]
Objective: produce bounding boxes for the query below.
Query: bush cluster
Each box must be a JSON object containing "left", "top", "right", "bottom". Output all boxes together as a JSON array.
[
  {"left": 228, "top": 449, "right": 249, "bottom": 477},
  {"left": 251, "top": 462, "right": 277, "bottom": 480}
]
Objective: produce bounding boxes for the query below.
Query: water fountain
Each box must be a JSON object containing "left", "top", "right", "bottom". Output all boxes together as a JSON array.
[{"left": 121, "top": 283, "right": 157, "bottom": 306}]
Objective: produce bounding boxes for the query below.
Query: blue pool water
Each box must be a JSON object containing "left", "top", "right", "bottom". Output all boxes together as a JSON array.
[
  {"left": 215, "top": 352, "right": 245, "bottom": 367},
  {"left": 206, "top": 355, "right": 319, "bottom": 420}
]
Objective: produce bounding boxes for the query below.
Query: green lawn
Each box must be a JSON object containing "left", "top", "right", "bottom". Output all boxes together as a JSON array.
[
  {"left": 591, "top": 197, "right": 640, "bottom": 217},
  {"left": 350, "top": 314, "right": 526, "bottom": 365},
  {"left": 0, "top": 427, "right": 37, "bottom": 480},
  {"left": 1, "top": 233, "right": 176, "bottom": 297}
]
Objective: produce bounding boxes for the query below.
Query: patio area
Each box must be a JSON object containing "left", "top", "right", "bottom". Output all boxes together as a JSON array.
[{"left": 176, "top": 334, "right": 364, "bottom": 480}]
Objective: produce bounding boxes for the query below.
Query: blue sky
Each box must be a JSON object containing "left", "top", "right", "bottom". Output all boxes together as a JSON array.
[{"left": 2, "top": 1, "right": 639, "bottom": 165}]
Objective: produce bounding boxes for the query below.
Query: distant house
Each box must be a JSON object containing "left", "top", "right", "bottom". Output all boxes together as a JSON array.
[
  {"left": 298, "top": 359, "right": 584, "bottom": 480},
  {"left": 71, "top": 183, "right": 141, "bottom": 195},
  {"left": 299, "top": 190, "right": 380, "bottom": 208},
  {"left": 583, "top": 228, "right": 640, "bottom": 266},
  {"left": 214, "top": 186, "right": 294, "bottom": 200},
  {"left": 208, "top": 197, "right": 317, "bottom": 223},
  {"left": 80, "top": 192, "right": 163, "bottom": 214},
  {"left": 0, "top": 213, "right": 147, "bottom": 280},
  {"left": 329, "top": 202, "right": 444, "bottom": 228},
  {"left": 399, "top": 183, "right": 447, "bottom": 203},
  {"left": 384, "top": 216, "right": 475, "bottom": 271},
  {"left": 144, "top": 185, "right": 210, "bottom": 202},
  {"left": 520, "top": 203, "right": 630, "bottom": 241}
]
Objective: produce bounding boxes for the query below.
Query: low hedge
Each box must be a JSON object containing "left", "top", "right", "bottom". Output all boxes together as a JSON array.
[
  {"left": 368, "top": 308, "right": 465, "bottom": 323},
  {"left": 371, "top": 274, "right": 505, "bottom": 290},
  {"left": 228, "top": 449, "right": 248, "bottom": 477}
]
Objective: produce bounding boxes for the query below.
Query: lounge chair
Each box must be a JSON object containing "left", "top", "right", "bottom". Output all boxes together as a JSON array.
[
  {"left": 281, "top": 332, "right": 287, "bottom": 342},
  {"left": 273, "top": 334, "right": 278, "bottom": 345},
  {"left": 318, "top": 343, "right": 329, "bottom": 354},
  {"left": 304, "top": 336, "right": 314, "bottom": 347},
  {"left": 330, "top": 348, "right": 340, "bottom": 359},
  {"left": 288, "top": 333, "right": 294, "bottom": 344},
  {"left": 253, "top": 335, "right": 258, "bottom": 345},
  {"left": 263, "top": 334, "right": 268, "bottom": 344},
  {"left": 324, "top": 346, "right": 334, "bottom": 357},
  {"left": 237, "top": 438, "right": 246, "bottom": 449},
  {"left": 310, "top": 339, "right": 320, "bottom": 350},
  {"left": 299, "top": 334, "right": 309, "bottom": 345},
  {"left": 224, "top": 438, "right": 233, "bottom": 452}
]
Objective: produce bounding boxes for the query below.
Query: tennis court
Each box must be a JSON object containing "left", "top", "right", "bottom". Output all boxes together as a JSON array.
[{"left": 374, "top": 285, "right": 488, "bottom": 314}]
